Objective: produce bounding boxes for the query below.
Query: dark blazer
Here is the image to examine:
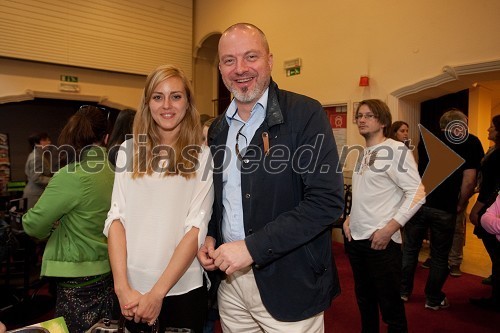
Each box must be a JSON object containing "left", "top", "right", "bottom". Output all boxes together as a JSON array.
[{"left": 207, "top": 79, "right": 344, "bottom": 321}]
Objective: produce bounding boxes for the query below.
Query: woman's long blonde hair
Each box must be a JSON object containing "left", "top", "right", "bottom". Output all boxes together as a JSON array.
[{"left": 132, "top": 64, "right": 201, "bottom": 179}]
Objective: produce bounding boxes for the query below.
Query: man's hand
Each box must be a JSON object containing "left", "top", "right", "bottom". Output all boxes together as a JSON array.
[
  {"left": 369, "top": 228, "right": 392, "bottom": 250},
  {"left": 457, "top": 204, "right": 466, "bottom": 214},
  {"left": 470, "top": 212, "right": 479, "bottom": 226},
  {"left": 369, "top": 219, "right": 401, "bottom": 250},
  {"left": 197, "top": 236, "right": 217, "bottom": 271},
  {"left": 212, "top": 240, "right": 253, "bottom": 275},
  {"left": 343, "top": 218, "right": 352, "bottom": 242},
  {"left": 469, "top": 201, "right": 484, "bottom": 226}
]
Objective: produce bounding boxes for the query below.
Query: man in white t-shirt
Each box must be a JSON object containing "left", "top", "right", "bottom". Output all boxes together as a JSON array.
[{"left": 343, "top": 99, "right": 425, "bottom": 333}]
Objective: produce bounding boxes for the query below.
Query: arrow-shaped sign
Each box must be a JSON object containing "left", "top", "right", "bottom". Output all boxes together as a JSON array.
[{"left": 418, "top": 124, "right": 465, "bottom": 198}]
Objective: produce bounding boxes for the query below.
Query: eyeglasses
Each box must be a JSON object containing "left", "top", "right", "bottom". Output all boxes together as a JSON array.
[
  {"left": 79, "top": 105, "right": 109, "bottom": 121},
  {"left": 78, "top": 105, "right": 112, "bottom": 133},
  {"left": 355, "top": 113, "right": 377, "bottom": 120},
  {"left": 235, "top": 123, "right": 248, "bottom": 161}
]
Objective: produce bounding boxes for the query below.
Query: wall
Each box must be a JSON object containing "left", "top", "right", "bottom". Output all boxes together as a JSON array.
[
  {"left": 0, "top": 0, "right": 193, "bottom": 77},
  {"left": 194, "top": 56, "right": 218, "bottom": 116},
  {"left": 0, "top": 58, "right": 146, "bottom": 110},
  {"left": 0, "top": 0, "right": 194, "bottom": 111},
  {"left": 494, "top": 104, "right": 500, "bottom": 117},
  {"left": 193, "top": 0, "right": 500, "bottom": 151},
  {"left": 469, "top": 86, "right": 493, "bottom": 151},
  {"left": 2, "top": 1, "right": 499, "bottom": 150}
]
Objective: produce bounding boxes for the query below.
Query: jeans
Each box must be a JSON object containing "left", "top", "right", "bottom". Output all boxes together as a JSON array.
[
  {"left": 448, "top": 210, "right": 466, "bottom": 266},
  {"left": 345, "top": 239, "right": 407, "bottom": 333},
  {"left": 401, "top": 206, "right": 456, "bottom": 305}
]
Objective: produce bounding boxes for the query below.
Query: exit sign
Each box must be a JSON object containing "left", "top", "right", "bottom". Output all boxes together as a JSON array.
[
  {"left": 60, "top": 75, "right": 78, "bottom": 82},
  {"left": 286, "top": 67, "right": 301, "bottom": 77}
]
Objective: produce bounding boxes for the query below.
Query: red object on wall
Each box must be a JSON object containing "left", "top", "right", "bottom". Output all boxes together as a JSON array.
[
  {"left": 359, "top": 75, "right": 369, "bottom": 86},
  {"left": 324, "top": 106, "right": 347, "bottom": 129}
]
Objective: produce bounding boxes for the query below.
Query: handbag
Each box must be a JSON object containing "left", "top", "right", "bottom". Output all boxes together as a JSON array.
[{"left": 86, "top": 317, "right": 194, "bottom": 333}]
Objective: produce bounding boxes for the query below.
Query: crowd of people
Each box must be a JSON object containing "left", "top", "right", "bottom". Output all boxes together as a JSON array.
[{"left": 1, "top": 22, "right": 497, "bottom": 333}]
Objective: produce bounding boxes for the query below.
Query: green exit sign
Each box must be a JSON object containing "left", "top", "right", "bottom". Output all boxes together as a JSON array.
[
  {"left": 60, "top": 75, "right": 78, "bottom": 82},
  {"left": 286, "top": 67, "right": 301, "bottom": 77}
]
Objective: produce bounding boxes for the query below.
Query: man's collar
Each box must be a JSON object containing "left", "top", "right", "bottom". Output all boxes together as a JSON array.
[{"left": 225, "top": 88, "right": 269, "bottom": 124}]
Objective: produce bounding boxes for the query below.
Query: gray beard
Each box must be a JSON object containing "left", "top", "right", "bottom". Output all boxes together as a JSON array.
[
  {"left": 225, "top": 76, "right": 270, "bottom": 104},
  {"left": 230, "top": 85, "right": 260, "bottom": 104}
]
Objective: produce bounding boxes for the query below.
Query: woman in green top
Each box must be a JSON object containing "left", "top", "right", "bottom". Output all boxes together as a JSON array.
[{"left": 23, "top": 105, "right": 117, "bottom": 333}]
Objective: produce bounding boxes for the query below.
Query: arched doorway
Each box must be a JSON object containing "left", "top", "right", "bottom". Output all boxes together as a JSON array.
[
  {"left": 390, "top": 59, "right": 500, "bottom": 278},
  {"left": 391, "top": 60, "right": 500, "bottom": 151},
  {"left": 194, "top": 33, "right": 230, "bottom": 117},
  {"left": 0, "top": 98, "right": 121, "bottom": 182}
]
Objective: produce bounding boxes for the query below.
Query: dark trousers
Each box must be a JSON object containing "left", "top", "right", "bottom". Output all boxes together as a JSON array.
[
  {"left": 474, "top": 221, "right": 498, "bottom": 266},
  {"left": 125, "top": 285, "right": 207, "bottom": 333},
  {"left": 475, "top": 222, "right": 500, "bottom": 304},
  {"left": 345, "top": 238, "right": 407, "bottom": 333},
  {"left": 492, "top": 241, "right": 500, "bottom": 303},
  {"left": 401, "top": 206, "right": 455, "bottom": 305}
]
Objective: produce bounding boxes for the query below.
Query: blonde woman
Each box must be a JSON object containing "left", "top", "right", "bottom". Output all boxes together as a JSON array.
[{"left": 104, "top": 65, "right": 214, "bottom": 332}]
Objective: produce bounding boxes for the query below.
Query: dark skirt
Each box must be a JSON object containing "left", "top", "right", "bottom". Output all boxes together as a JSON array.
[{"left": 55, "top": 273, "right": 119, "bottom": 333}]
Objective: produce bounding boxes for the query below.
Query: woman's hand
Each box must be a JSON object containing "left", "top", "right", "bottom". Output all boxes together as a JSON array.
[
  {"left": 127, "top": 290, "right": 163, "bottom": 325},
  {"left": 116, "top": 286, "right": 142, "bottom": 321},
  {"left": 197, "top": 236, "right": 217, "bottom": 271},
  {"left": 469, "top": 201, "right": 484, "bottom": 226}
]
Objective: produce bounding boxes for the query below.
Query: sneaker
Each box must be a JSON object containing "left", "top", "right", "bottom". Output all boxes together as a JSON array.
[
  {"left": 449, "top": 265, "right": 462, "bottom": 277},
  {"left": 421, "top": 258, "right": 432, "bottom": 269},
  {"left": 425, "top": 297, "right": 450, "bottom": 310},
  {"left": 482, "top": 275, "right": 492, "bottom": 285},
  {"left": 400, "top": 294, "right": 409, "bottom": 302}
]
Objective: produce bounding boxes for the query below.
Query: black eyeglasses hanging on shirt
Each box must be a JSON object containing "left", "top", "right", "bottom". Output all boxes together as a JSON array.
[{"left": 235, "top": 123, "right": 248, "bottom": 161}]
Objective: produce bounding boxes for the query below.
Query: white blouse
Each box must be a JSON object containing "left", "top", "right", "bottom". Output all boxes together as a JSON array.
[{"left": 104, "top": 139, "right": 214, "bottom": 296}]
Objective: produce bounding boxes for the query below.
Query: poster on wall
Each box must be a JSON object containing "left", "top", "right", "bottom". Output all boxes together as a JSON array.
[
  {"left": 352, "top": 102, "right": 360, "bottom": 123},
  {"left": 323, "top": 104, "right": 347, "bottom": 157},
  {"left": 0, "top": 133, "right": 10, "bottom": 193}
]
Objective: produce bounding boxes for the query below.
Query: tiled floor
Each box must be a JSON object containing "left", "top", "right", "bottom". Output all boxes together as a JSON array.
[{"left": 419, "top": 220, "right": 492, "bottom": 278}]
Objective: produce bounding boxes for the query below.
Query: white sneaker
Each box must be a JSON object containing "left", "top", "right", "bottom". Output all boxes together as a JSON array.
[{"left": 425, "top": 297, "right": 450, "bottom": 310}]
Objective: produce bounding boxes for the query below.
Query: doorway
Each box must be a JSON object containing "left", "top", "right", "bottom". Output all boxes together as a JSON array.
[
  {"left": 0, "top": 99, "right": 120, "bottom": 182},
  {"left": 420, "top": 89, "right": 469, "bottom": 135},
  {"left": 194, "top": 33, "right": 231, "bottom": 118}
]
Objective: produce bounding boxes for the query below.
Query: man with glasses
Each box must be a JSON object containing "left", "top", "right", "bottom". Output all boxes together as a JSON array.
[
  {"left": 197, "top": 23, "right": 344, "bottom": 332},
  {"left": 343, "top": 99, "right": 424, "bottom": 332}
]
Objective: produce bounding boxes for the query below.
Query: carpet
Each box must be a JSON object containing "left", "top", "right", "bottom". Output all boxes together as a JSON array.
[
  {"left": 214, "top": 242, "right": 498, "bottom": 332},
  {"left": 325, "top": 242, "right": 499, "bottom": 333},
  {"left": 3, "top": 242, "right": 498, "bottom": 332}
]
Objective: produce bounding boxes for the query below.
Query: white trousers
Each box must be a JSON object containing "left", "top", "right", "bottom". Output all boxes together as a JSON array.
[{"left": 218, "top": 267, "right": 324, "bottom": 333}]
